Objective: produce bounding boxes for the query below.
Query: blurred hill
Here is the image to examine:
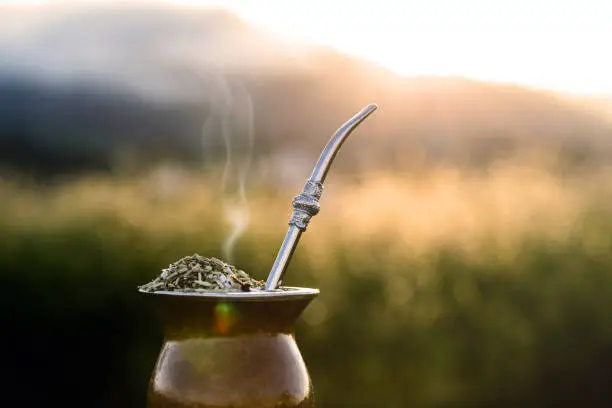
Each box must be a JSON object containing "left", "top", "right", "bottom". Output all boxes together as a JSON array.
[{"left": 0, "top": 2, "right": 611, "bottom": 178}]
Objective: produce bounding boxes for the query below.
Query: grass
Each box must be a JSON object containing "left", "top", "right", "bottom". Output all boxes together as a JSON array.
[{"left": 2, "top": 162, "right": 612, "bottom": 407}]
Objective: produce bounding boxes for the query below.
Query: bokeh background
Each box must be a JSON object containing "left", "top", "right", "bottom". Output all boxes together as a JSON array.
[{"left": 2, "top": 1, "right": 612, "bottom": 407}]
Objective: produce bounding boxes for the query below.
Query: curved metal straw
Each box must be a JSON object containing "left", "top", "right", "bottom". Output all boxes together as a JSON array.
[{"left": 265, "top": 104, "right": 378, "bottom": 290}]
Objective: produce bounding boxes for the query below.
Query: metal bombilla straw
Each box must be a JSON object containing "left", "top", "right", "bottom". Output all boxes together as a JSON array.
[{"left": 265, "top": 104, "right": 378, "bottom": 290}]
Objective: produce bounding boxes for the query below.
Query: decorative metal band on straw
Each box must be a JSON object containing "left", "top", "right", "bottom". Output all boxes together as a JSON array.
[{"left": 265, "top": 103, "right": 378, "bottom": 290}]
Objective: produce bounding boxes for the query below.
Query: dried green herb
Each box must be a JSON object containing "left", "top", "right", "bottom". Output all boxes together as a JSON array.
[{"left": 138, "top": 254, "right": 264, "bottom": 293}]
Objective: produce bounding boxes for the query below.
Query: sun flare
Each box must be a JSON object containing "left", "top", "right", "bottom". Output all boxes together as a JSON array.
[{"left": 173, "top": 0, "right": 612, "bottom": 95}]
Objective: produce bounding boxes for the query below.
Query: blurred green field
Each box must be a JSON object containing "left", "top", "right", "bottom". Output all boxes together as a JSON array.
[{"left": 2, "top": 163, "right": 612, "bottom": 407}]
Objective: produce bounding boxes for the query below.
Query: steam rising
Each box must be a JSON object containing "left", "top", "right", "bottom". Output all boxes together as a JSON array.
[{"left": 202, "top": 75, "right": 254, "bottom": 263}]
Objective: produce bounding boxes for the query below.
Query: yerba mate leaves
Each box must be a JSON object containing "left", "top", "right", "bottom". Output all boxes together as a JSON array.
[{"left": 138, "top": 254, "right": 264, "bottom": 293}]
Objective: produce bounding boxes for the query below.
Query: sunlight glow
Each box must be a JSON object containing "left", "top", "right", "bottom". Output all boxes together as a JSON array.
[
  {"left": 177, "top": 0, "right": 611, "bottom": 95},
  {"left": 3, "top": 0, "right": 609, "bottom": 94}
]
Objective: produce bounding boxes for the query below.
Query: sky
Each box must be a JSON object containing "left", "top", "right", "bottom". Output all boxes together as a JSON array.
[
  {"left": 3, "top": 0, "right": 612, "bottom": 95},
  {"left": 183, "top": 0, "right": 612, "bottom": 96}
]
